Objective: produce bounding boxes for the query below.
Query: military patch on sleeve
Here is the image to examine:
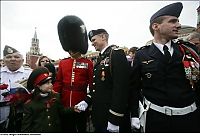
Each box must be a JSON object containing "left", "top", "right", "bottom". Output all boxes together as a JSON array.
[{"left": 75, "top": 62, "right": 88, "bottom": 69}]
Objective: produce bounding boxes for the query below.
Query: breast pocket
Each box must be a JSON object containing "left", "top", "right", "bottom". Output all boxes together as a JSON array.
[{"left": 141, "top": 60, "right": 158, "bottom": 81}]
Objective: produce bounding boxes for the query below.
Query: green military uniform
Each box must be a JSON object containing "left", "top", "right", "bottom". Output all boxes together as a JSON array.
[
  {"left": 22, "top": 91, "right": 71, "bottom": 132},
  {"left": 22, "top": 67, "right": 73, "bottom": 133}
]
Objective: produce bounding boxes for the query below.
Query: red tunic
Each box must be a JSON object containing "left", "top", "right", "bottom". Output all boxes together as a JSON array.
[{"left": 53, "top": 57, "right": 93, "bottom": 108}]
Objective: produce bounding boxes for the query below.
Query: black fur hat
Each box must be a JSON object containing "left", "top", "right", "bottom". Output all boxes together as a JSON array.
[{"left": 57, "top": 15, "right": 88, "bottom": 54}]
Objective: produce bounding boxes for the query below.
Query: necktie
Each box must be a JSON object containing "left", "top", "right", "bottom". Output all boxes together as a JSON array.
[
  {"left": 97, "top": 53, "right": 102, "bottom": 62},
  {"left": 163, "top": 45, "right": 171, "bottom": 63}
]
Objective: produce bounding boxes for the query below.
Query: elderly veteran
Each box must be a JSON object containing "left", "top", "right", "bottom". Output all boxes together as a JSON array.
[{"left": 0, "top": 45, "right": 32, "bottom": 132}]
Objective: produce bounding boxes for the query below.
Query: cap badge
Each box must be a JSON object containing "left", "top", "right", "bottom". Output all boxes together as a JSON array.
[
  {"left": 7, "top": 47, "right": 14, "bottom": 54},
  {"left": 80, "top": 25, "right": 86, "bottom": 33}
]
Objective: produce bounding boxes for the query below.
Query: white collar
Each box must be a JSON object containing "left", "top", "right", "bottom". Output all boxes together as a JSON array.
[
  {"left": 1, "top": 66, "right": 24, "bottom": 73},
  {"left": 101, "top": 45, "right": 110, "bottom": 54},
  {"left": 153, "top": 40, "right": 173, "bottom": 55}
]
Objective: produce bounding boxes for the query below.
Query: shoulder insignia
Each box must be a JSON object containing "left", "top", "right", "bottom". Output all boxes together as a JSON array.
[{"left": 113, "top": 47, "right": 122, "bottom": 51}]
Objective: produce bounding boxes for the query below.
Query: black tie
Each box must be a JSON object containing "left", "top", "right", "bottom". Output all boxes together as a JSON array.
[
  {"left": 163, "top": 45, "right": 171, "bottom": 63},
  {"left": 97, "top": 53, "right": 102, "bottom": 62}
]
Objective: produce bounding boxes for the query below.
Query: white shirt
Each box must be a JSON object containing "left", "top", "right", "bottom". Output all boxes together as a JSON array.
[
  {"left": 153, "top": 40, "right": 174, "bottom": 56},
  {"left": 101, "top": 45, "right": 110, "bottom": 55},
  {"left": 0, "top": 66, "right": 32, "bottom": 123}
]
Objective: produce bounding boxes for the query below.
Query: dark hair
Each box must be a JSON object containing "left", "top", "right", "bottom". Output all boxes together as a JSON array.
[
  {"left": 128, "top": 47, "right": 138, "bottom": 54},
  {"left": 37, "top": 56, "right": 51, "bottom": 66},
  {"left": 149, "top": 16, "right": 166, "bottom": 36}
]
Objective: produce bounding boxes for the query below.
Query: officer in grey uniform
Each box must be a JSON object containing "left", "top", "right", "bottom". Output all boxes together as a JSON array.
[
  {"left": 130, "top": 2, "right": 200, "bottom": 132},
  {"left": 0, "top": 45, "right": 32, "bottom": 132},
  {"left": 75, "top": 29, "right": 131, "bottom": 132}
]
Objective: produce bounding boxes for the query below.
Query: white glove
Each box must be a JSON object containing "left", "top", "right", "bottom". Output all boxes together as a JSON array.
[
  {"left": 75, "top": 101, "right": 88, "bottom": 111},
  {"left": 131, "top": 117, "right": 140, "bottom": 129},
  {"left": 107, "top": 121, "right": 119, "bottom": 133}
]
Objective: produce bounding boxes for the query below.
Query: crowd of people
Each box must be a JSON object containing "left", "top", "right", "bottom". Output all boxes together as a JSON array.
[{"left": 1, "top": 2, "right": 200, "bottom": 133}]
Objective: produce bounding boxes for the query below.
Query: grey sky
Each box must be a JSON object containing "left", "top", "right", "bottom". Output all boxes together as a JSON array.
[{"left": 1, "top": 1, "right": 199, "bottom": 60}]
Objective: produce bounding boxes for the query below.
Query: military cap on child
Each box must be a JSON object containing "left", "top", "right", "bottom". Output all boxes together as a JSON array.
[
  {"left": 88, "top": 29, "right": 108, "bottom": 41},
  {"left": 57, "top": 15, "right": 88, "bottom": 54},
  {"left": 3, "top": 45, "right": 19, "bottom": 56},
  {"left": 27, "top": 67, "right": 52, "bottom": 90},
  {"left": 150, "top": 2, "right": 183, "bottom": 24}
]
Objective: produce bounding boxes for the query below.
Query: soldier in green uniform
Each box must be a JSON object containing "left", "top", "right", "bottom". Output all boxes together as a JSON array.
[
  {"left": 75, "top": 29, "right": 131, "bottom": 132},
  {"left": 21, "top": 67, "right": 73, "bottom": 132}
]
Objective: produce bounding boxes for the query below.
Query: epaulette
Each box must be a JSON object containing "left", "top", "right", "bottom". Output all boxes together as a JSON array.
[
  {"left": 110, "top": 45, "right": 118, "bottom": 49},
  {"left": 177, "top": 39, "right": 194, "bottom": 46},
  {"left": 177, "top": 39, "right": 198, "bottom": 51},
  {"left": 138, "top": 44, "right": 151, "bottom": 51},
  {"left": 113, "top": 47, "right": 122, "bottom": 51}
]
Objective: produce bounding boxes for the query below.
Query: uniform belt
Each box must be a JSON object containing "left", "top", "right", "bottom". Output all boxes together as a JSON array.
[{"left": 144, "top": 98, "right": 197, "bottom": 116}]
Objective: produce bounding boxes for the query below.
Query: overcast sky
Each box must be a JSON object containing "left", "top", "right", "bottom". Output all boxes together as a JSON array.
[{"left": 1, "top": 1, "right": 199, "bottom": 60}]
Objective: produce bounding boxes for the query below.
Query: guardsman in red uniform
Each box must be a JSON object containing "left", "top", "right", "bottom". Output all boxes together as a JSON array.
[{"left": 54, "top": 15, "right": 93, "bottom": 132}]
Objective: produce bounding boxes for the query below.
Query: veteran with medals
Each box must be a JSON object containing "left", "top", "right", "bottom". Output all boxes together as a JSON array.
[{"left": 75, "top": 29, "right": 131, "bottom": 132}]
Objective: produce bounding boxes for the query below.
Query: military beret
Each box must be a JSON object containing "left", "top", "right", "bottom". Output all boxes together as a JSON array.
[
  {"left": 57, "top": 15, "right": 88, "bottom": 54},
  {"left": 27, "top": 67, "right": 52, "bottom": 90},
  {"left": 88, "top": 29, "right": 108, "bottom": 41},
  {"left": 3, "top": 45, "right": 19, "bottom": 56},
  {"left": 150, "top": 2, "right": 183, "bottom": 24}
]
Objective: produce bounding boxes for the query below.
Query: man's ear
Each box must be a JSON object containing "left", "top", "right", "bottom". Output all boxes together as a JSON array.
[{"left": 152, "top": 23, "right": 159, "bottom": 31}]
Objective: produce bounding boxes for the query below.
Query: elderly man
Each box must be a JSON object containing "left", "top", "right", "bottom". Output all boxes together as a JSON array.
[
  {"left": 130, "top": 2, "right": 200, "bottom": 132},
  {"left": 0, "top": 45, "right": 32, "bottom": 132}
]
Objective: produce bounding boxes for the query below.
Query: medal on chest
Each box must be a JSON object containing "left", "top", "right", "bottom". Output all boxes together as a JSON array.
[{"left": 101, "top": 70, "right": 105, "bottom": 81}]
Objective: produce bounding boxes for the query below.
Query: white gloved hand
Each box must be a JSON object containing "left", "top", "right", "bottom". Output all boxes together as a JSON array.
[
  {"left": 107, "top": 121, "right": 119, "bottom": 133},
  {"left": 131, "top": 117, "right": 140, "bottom": 129},
  {"left": 75, "top": 101, "right": 88, "bottom": 111}
]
